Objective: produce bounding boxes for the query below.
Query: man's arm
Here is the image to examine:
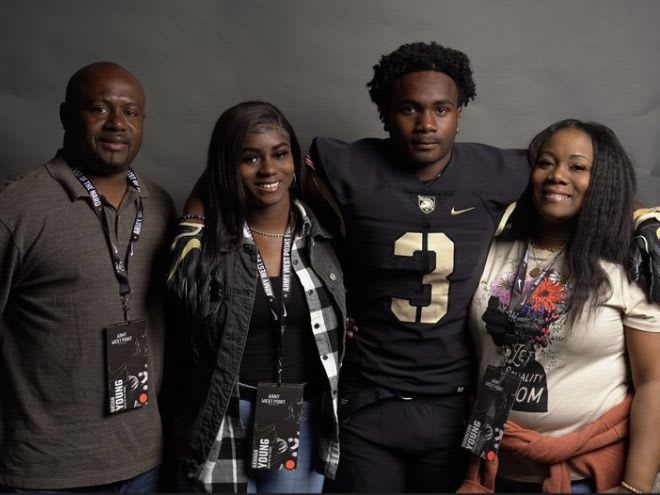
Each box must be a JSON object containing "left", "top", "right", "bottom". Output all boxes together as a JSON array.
[{"left": 301, "top": 152, "right": 345, "bottom": 241}]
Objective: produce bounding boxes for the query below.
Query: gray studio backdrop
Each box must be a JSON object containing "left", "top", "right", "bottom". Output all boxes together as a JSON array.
[{"left": 1, "top": 0, "right": 659, "bottom": 208}]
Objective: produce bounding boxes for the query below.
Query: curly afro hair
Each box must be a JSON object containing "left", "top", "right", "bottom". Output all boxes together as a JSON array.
[{"left": 367, "top": 42, "right": 477, "bottom": 125}]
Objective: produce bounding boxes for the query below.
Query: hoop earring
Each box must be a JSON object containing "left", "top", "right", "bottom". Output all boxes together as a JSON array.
[
  {"left": 290, "top": 173, "right": 297, "bottom": 188},
  {"left": 456, "top": 127, "right": 460, "bottom": 134}
]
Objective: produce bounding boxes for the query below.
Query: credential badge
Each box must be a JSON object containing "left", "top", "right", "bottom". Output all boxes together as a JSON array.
[{"left": 418, "top": 195, "right": 436, "bottom": 214}]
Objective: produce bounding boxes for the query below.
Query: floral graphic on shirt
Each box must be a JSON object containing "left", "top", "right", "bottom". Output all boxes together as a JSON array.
[
  {"left": 488, "top": 272, "right": 534, "bottom": 307},
  {"left": 486, "top": 268, "right": 569, "bottom": 349},
  {"left": 529, "top": 278, "right": 564, "bottom": 315},
  {"left": 480, "top": 264, "right": 569, "bottom": 412}
]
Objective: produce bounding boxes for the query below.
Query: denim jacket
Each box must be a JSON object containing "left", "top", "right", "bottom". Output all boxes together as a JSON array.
[{"left": 165, "top": 200, "right": 345, "bottom": 492}]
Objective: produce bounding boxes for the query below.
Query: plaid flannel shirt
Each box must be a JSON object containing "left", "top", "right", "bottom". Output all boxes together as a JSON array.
[{"left": 167, "top": 200, "right": 344, "bottom": 493}]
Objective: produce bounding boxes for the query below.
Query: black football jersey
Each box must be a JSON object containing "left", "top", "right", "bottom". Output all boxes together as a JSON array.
[{"left": 310, "top": 137, "right": 529, "bottom": 395}]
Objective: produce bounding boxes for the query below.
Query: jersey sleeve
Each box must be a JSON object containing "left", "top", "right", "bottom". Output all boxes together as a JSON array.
[
  {"left": 307, "top": 137, "right": 356, "bottom": 206},
  {"left": 478, "top": 146, "right": 530, "bottom": 207},
  {"left": 303, "top": 137, "right": 357, "bottom": 239},
  {"left": 458, "top": 144, "right": 530, "bottom": 233}
]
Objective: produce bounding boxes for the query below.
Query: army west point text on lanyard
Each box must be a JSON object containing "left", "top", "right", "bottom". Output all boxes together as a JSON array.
[
  {"left": 243, "top": 220, "right": 306, "bottom": 471},
  {"left": 243, "top": 220, "right": 293, "bottom": 385},
  {"left": 71, "top": 167, "right": 143, "bottom": 321}
]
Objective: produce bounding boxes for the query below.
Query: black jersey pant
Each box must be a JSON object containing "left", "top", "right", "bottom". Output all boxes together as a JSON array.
[{"left": 325, "top": 393, "right": 468, "bottom": 493}]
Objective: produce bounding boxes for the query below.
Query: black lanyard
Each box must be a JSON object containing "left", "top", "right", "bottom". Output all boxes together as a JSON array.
[
  {"left": 504, "top": 241, "right": 565, "bottom": 351},
  {"left": 244, "top": 221, "right": 293, "bottom": 385},
  {"left": 71, "top": 167, "right": 144, "bottom": 321}
]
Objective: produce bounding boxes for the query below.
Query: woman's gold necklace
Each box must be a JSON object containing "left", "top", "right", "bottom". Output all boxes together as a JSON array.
[
  {"left": 248, "top": 211, "right": 294, "bottom": 238},
  {"left": 529, "top": 241, "right": 565, "bottom": 278},
  {"left": 529, "top": 244, "right": 544, "bottom": 278},
  {"left": 249, "top": 226, "right": 285, "bottom": 238}
]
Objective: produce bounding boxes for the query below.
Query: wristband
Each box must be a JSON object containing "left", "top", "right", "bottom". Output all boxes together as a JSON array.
[{"left": 180, "top": 213, "right": 206, "bottom": 223}]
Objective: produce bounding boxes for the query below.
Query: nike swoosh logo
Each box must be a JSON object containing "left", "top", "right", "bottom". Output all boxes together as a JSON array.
[{"left": 450, "top": 206, "right": 476, "bottom": 216}]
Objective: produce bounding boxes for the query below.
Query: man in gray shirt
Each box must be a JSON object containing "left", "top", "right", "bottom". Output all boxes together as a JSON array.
[{"left": 0, "top": 62, "right": 175, "bottom": 491}]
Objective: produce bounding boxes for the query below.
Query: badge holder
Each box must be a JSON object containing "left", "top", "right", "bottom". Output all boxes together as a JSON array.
[
  {"left": 105, "top": 319, "right": 150, "bottom": 414},
  {"left": 462, "top": 241, "right": 565, "bottom": 460},
  {"left": 250, "top": 382, "right": 304, "bottom": 470},
  {"left": 461, "top": 365, "right": 520, "bottom": 461}
]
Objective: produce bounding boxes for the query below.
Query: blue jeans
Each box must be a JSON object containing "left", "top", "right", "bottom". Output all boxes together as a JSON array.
[
  {"left": 496, "top": 476, "right": 595, "bottom": 493},
  {"left": 0, "top": 466, "right": 160, "bottom": 493},
  {"left": 239, "top": 398, "right": 324, "bottom": 493}
]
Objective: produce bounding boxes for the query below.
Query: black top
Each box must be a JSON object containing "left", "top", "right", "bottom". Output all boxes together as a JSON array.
[
  {"left": 310, "top": 137, "right": 529, "bottom": 395},
  {"left": 239, "top": 274, "right": 325, "bottom": 387}
]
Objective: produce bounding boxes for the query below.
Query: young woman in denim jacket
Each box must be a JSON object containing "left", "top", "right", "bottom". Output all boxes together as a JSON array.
[{"left": 166, "top": 102, "right": 345, "bottom": 493}]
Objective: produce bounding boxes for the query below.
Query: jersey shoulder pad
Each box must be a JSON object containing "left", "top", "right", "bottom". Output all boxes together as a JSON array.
[
  {"left": 454, "top": 142, "right": 529, "bottom": 204},
  {"left": 310, "top": 137, "right": 390, "bottom": 201}
]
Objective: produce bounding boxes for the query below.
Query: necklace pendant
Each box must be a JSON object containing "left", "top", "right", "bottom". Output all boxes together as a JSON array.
[{"left": 529, "top": 266, "right": 542, "bottom": 278}]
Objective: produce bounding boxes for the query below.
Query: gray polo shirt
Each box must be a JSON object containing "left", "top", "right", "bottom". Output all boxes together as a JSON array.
[{"left": 0, "top": 154, "right": 175, "bottom": 488}]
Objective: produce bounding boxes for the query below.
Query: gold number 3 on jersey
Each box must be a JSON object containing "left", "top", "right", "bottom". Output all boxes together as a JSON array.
[{"left": 391, "top": 232, "right": 455, "bottom": 324}]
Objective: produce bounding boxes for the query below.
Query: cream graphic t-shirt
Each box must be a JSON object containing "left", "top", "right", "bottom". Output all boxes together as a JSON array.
[{"left": 469, "top": 239, "right": 660, "bottom": 481}]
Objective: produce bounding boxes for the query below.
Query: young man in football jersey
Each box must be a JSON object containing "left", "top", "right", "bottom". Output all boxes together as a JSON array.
[{"left": 303, "top": 42, "right": 660, "bottom": 492}]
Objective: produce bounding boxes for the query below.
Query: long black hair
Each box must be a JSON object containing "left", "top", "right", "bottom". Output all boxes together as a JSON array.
[
  {"left": 511, "top": 119, "right": 636, "bottom": 323},
  {"left": 200, "top": 101, "right": 302, "bottom": 274}
]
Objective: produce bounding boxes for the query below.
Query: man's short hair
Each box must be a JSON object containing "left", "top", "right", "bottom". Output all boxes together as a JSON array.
[{"left": 367, "top": 42, "right": 477, "bottom": 124}]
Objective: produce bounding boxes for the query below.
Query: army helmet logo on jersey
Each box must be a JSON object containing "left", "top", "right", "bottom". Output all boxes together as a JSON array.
[{"left": 418, "top": 195, "right": 436, "bottom": 214}]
